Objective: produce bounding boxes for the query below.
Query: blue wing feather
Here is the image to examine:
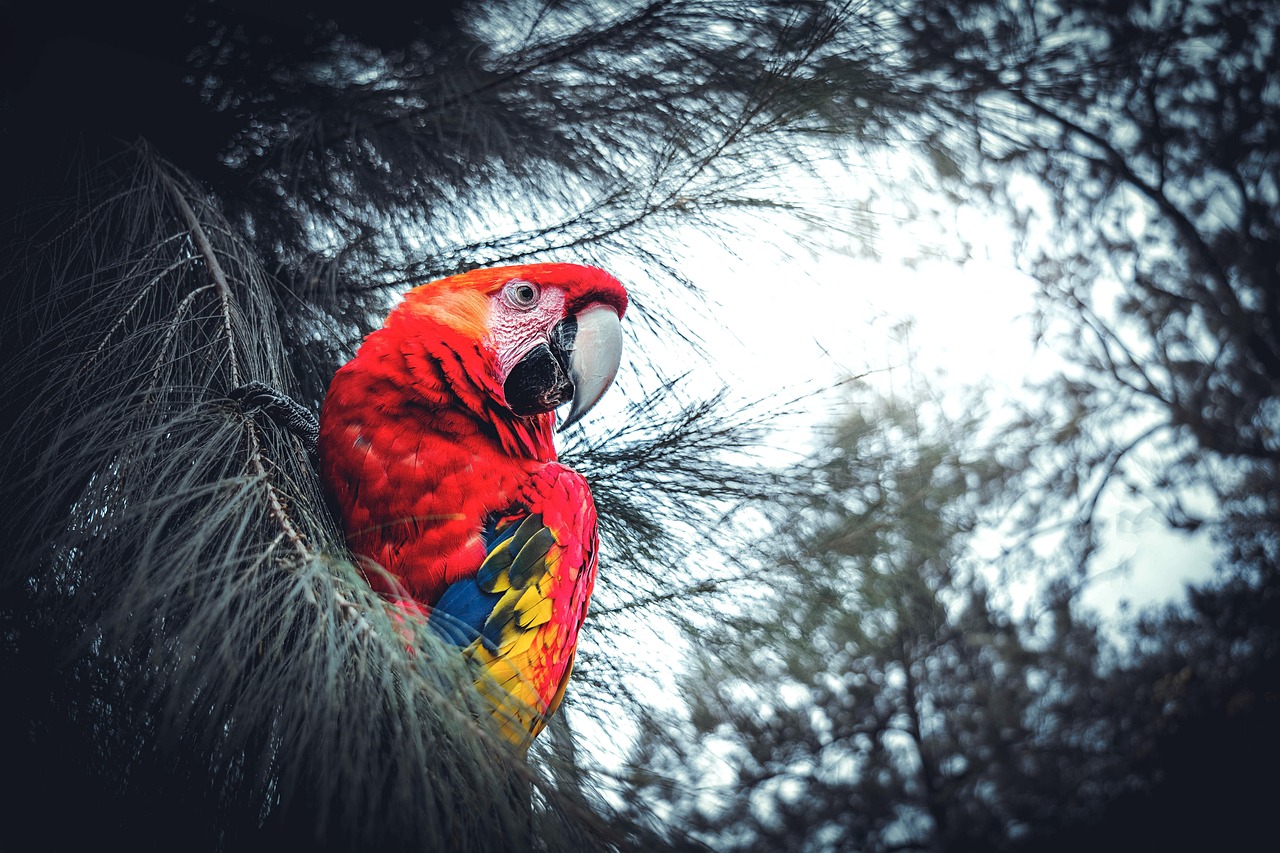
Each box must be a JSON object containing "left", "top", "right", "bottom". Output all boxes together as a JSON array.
[
  {"left": 431, "top": 578, "right": 501, "bottom": 646},
  {"left": 431, "top": 508, "right": 532, "bottom": 647}
]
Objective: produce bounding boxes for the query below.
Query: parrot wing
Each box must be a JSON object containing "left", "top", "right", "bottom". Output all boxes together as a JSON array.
[{"left": 430, "top": 470, "right": 598, "bottom": 745}]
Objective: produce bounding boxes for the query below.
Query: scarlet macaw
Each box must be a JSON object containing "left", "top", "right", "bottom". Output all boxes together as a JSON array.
[{"left": 317, "top": 264, "right": 627, "bottom": 744}]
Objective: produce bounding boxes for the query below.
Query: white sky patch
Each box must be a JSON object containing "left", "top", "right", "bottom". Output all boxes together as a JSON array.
[
  {"left": 658, "top": 200, "right": 1221, "bottom": 622},
  {"left": 1079, "top": 496, "right": 1219, "bottom": 624}
]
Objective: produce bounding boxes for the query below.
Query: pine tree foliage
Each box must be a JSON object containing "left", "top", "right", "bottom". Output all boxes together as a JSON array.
[{"left": 187, "top": 0, "right": 901, "bottom": 294}]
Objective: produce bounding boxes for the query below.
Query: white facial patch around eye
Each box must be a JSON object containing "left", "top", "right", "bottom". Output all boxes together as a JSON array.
[{"left": 490, "top": 285, "right": 568, "bottom": 382}]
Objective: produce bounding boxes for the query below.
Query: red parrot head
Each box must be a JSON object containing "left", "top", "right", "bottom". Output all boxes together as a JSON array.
[{"left": 382, "top": 263, "right": 628, "bottom": 431}]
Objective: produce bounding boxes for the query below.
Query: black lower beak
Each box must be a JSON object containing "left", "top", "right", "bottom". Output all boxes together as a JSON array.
[{"left": 503, "top": 318, "right": 577, "bottom": 417}]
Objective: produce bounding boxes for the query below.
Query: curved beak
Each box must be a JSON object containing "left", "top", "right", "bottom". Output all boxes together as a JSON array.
[{"left": 558, "top": 302, "right": 623, "bottom": 431}]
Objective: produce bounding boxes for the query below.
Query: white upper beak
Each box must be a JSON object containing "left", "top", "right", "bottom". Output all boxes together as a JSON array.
[{"left": 559, "top": 303, "right": 623, "bottom": 431}]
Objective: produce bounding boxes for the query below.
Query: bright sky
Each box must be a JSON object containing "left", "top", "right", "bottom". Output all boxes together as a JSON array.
[{"left": 654, "top": 199, "right": 1220, "bottom": 624}]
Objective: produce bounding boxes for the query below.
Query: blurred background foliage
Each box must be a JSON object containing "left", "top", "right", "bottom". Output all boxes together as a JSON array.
[{"left": 1, "top": 0, "right": 1275, "bottom": 850}]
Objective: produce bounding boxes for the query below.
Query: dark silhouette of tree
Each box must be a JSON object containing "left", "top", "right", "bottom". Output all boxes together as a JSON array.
[
  {"left": 0, "top": 2, "right": 905, "bottom": 849},
  {"left": 625, "top": 384, "right": 1132, "bottom": 851},
  {"left": 1003, "top": 568, "right": 1280, "bottom": 853}
]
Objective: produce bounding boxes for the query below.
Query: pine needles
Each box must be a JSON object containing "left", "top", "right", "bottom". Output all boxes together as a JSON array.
[{"left": 0, "top": 146, "right": 619, "bottom": 851}]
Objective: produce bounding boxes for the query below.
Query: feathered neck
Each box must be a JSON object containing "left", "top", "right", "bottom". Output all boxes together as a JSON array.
[{"left": 378, "top": 313, "right": 558, "bottom": 463}]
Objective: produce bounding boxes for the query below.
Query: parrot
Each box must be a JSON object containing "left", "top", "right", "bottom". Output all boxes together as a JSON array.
[{"left": 316, "top": 263, "right": 627, "bottom": 745}]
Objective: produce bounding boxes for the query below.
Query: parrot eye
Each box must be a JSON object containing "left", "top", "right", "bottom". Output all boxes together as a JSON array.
[{"left": 504, "top": 280, "right": 540, "bottom": 309}]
